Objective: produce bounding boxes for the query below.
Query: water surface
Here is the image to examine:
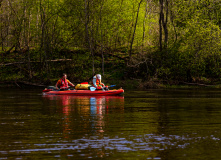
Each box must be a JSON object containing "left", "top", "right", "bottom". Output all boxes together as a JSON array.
[{"left": 0, "top": 88, "right": 221, "bottom": 159}]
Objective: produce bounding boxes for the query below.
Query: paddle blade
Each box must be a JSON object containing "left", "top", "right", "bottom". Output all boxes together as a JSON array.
[
  {"left": 90, "top": 87, "right": 96, "bottom": 91},
  {"left": 109, "top": 85, "right": 116, "bottom": 87}
]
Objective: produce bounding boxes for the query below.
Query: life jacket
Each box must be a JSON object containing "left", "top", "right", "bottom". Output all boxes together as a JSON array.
[
  {"left": 60, "top": 78, "right": 69, "bottom": 89},
  {"left": 96, "top": 78, "right": 101, "bottom": 86}
]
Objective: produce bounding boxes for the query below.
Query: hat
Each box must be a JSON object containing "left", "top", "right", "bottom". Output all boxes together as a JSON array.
[{"left": 97, "top": 74, "right": 101, "bottom": 79}]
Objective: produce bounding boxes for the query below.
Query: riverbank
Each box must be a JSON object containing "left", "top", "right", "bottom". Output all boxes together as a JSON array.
[
  {"left": 1, "top": 79, "right": 221, "bottom": 90},
  {"left": 2, "top": 47, "right": 221, "bottom": 91}
]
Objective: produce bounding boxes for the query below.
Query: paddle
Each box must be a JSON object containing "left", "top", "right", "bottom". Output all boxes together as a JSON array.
[
  {"left": 47, "top": 86, "right": 75, "bottom": 91},
  {"left": 48, "top": 86, "right": 57, "bottom": 90},
  {"left": 90, "top": 85, "right": 116, "bottom": 91}
]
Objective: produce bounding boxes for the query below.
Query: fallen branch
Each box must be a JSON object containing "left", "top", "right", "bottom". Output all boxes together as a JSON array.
[
  {"left": 179, "top": 81, "right": 215, "bottom": 87},
  {"left": 14, "top": 81, "right": 21, "bottom": 88},
  {"left": 16, "top": 81, "right": 46, "bottom": 87},
  {"left": 0, "top": 59, "right": 73, "bottom": 66}
]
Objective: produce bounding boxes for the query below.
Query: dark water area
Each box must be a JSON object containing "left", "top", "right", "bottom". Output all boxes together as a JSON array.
[{"left": 1, "top": 88, "right": 221, "bottom": 159}]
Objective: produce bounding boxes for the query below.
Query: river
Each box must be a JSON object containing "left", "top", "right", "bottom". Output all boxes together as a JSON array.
[{"left": 0, "top": 88, "right": 221, "bottom": 159}]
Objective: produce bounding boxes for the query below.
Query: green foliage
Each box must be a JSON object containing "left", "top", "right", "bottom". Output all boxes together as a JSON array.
[{"left": 1, "top": 0, "right": 221, "bottom": 87}]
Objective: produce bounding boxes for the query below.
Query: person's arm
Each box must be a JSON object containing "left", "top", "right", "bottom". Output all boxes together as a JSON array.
[
  {"left": 55, "top": 80, "right": 60, "bottom": 89},
  {"left": 101, "top": 82, "right": 105, "bottom": 87},
  {"left": 92, "top": 77, "right": 97, "bottom": 87},
  {"left": 67, "top": 80, "right": 75, "bottom": 87}
]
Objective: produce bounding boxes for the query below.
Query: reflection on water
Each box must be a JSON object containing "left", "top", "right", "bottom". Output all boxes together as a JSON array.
[
  {"left": 1, "top": 89, "right": 221, "bottom": 159},
  {"left": 40, "top": 95, "right": 125, "bottom": 158},
  {"left": 42, "top": 95, "right": 125, "bottom": 139}
]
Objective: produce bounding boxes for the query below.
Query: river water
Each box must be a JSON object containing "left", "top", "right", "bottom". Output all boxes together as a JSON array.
[{"left": 0, "top": 88, "right": 221, "bottom": 159}]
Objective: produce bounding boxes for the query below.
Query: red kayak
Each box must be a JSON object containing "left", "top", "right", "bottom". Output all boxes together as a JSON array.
[{"left": 42, "top": 88, "right": 124, "bottom": 96}]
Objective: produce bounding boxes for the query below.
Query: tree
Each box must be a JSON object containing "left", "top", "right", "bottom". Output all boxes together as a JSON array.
[
  {"left": 159, "top": 0, "right": 168, "bottom": 51},
  {"left": 129, "top": 0, "right": 143, "bottom": 60}
]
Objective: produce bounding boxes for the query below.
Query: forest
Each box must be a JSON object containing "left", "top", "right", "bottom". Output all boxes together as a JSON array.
[{"left": 0, "top": 0, "right": 221, "bottom": 89}]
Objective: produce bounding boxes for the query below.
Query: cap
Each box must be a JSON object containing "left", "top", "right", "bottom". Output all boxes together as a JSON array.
[{"left": 97, "top": 74, "right": 101, "bottom": 79}]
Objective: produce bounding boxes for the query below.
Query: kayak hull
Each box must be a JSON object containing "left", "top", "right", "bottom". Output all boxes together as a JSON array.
[{"left": 42, "top": 89, "right": 124, "bottom": 96}]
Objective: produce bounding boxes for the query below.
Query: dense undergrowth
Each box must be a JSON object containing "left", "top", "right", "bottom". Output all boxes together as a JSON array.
[{"left": 1, "top": 48, "right": 221, "bottom": 89}]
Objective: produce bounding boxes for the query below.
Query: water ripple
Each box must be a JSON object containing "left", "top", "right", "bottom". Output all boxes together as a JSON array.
[{"left": 3, "top": 133, "right": 219, "bottom": 155}]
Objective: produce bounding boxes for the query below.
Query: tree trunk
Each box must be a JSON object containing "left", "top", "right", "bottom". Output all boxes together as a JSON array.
[
  {"left": 142, "top": 0, "right": 149, "bottom": 52},
  {"left": 163, "top": 0, "right": 168, "bottom": 49},
  {"left": 85, "top": 0, "right": 94, "bottom": 76},
  {"left": 40, "top": 0, "right": 49, "bottom": 80},
  {"left": 129, "top": 0, "right": 143, "bottom": 61},
  {"left": 159, "top": 0, "right": 168, "bottom": 51},
  {"left": 159, "top": 0, "right": 163, "bottom": 51},
  {"left": 23, "top": 3, "right": 32, "bottom": 79}
]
